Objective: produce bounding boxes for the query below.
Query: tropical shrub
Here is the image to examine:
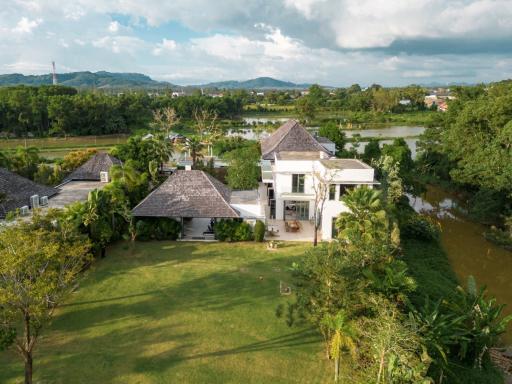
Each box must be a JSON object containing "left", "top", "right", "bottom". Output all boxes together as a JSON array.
[
  {"left": 254, "top": 220, "right": 266, "bottom": 242},
  {"left": 400, "top": 214, "right": 440, "bottom": 242},
  {"left": 135, "top": 218, "right": 181, "bottom": 241},
  {"left": 213, "top": 219, "right": 253, "bottom": 241},
  {"left": 234, "top": 222, "right": 254, "bottom": 241}
]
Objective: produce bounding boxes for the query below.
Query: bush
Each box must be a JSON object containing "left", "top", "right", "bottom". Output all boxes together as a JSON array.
[
  {"left": 254, "top": 220, "right": 266, "bottom": 242},
  {"left": 213, "top": 219, "right": 253, "bottom": 242},
  {"left": 483, "top": 227, "right": 512, "bottom": 250},
  {"left": 135, "top": 218, "right": 181, "bottom": 241},
  {"left": 234, "top": 222, "right": 253, "bottom": 241},
  {"left": 400, "top": 214, "right": 440, "bottom": 242}
]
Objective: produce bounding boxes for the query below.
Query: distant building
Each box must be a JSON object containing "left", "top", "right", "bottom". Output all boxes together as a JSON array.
[{"left": 424, "top": 95, "right": 450, "bottom": 112}]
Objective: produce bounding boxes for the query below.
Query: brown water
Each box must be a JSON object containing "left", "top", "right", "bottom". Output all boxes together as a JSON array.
[{"left": 409, "top": 186, "right": 512, "bottom": 344}]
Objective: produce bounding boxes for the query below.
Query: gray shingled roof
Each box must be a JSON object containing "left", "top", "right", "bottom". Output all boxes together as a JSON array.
[
  {"left": 0, "top": 167, "right": 58, "bottom": 218},
  {"left": 260, "top": 119, "right": 330, "bottom": 160},
  {"left": 66, "top": 152, "right": 122, "bottom": 181},
  {"left": 132, "top": 170, "right": 239, "bottom": 218}
]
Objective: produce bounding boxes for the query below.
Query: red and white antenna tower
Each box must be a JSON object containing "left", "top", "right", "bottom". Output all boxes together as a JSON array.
[{"left": 52, "top": 61, "right": 58, "bottom": 85}]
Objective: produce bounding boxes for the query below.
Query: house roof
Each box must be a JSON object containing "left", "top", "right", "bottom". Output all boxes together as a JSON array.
[
  {"left": 320, "top": 159, "right": 372, "bottom": 170},
  {"left": 66, "top": 152, "right": 122, "bottom": 181},
  {"left": 132, "top": 170, "right": 239, "bottom": 218},
  {"left": 0, "top": 167, "right": 58, "bottom": 218},
  {"left": 315, "top": 136, "right": 335, "bottom": 145},
  {"left": 260, "top": 119, "right": 330, "bottom": 160}
]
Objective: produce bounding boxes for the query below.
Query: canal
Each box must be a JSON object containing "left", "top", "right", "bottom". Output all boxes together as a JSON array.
[{"left": 410, "top": 186, "right": 512, "bottom": 343}]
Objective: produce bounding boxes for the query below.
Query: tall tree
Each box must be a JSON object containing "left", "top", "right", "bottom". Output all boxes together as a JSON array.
[
  {"left": 0, "top": 219, "right": 91, "bottom": 384},
  {"left": 322, "top": 310, "right": 357, "bottom": 382}
]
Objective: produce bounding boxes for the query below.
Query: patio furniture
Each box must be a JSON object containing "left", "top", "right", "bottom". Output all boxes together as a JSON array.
[{"left": 287, "top": 220, "right": 301, "bottom": 232}]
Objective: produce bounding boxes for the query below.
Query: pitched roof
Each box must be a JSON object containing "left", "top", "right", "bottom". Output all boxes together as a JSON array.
[
  {"left": 0, "top": 167, "right": 58, "bottom": 218},
  {"left": 132, "top": 170, "right": 239, "bottom": 218},
  {"left": 66, "top": 152, "right": 122, "bottom": 181},
  {"left": 260, "top": 119, "right": 330, "bottom": 160}
]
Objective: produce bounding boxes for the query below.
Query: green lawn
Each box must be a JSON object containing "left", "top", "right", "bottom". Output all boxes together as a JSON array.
[{"left": 0, "top": 241, "right": 330, "bottom": 384}]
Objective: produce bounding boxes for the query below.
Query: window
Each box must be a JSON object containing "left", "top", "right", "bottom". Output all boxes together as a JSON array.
[
  {"left": 292, "top": 174, "right": 305, "bottom": 193},
  {"left": 329, "top": 184, "right": 336, "bottom": 200}
]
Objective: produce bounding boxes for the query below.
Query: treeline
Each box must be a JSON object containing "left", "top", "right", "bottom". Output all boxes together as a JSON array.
[
  {"left": 0, "top": 85, "right": 245, "bottom": 137},
  {"left": 417, "top": 80, "right": 512, "bottom": 247}
]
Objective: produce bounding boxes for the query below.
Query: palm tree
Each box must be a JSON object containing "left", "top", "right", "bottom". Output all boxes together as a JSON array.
[
  {"left": 336, "top": 186, "right": 394, "bottom": 267},
  {"left": 149, "top": 135, "right": 173, "bottom": 172},
  {"left": 322, "top": 310, "right": 357, "bottom": 382},
  {"left": 184, "top": 136, "right": 204, "bottom": 167}
]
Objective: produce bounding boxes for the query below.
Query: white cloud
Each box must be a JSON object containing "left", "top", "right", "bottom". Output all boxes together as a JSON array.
[
  {"left": 108, "top": 21, "right": 120, "bottom": 33},
  {"left": 12, "top": 17, "right": 42, "bottom": 34},
  {"left": 92, "top": 36, "right": 146, "bottom": 54},
  {"left": 1, "top": 0, "right": 512, "bottom": 85},
  {"left": 152, "top": 39, "right": 177, "bottom": 56}
]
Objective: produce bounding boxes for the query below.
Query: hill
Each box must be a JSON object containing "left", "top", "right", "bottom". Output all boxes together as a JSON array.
[
  {"left": 199, "top": 77, "right": 311, "bottom": 89},
  {"left": 0, "top": 71, "right": 174, "bottom": 89}
]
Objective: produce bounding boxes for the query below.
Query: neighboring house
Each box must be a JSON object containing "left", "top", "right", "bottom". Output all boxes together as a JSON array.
[
  {"left": 314, "top": 135, "right": 336, "bottom": 155},
  {"left": 132, "top": 170, "right": 244, "bottom": 239},
  {"left": 49, "top": 152, "right": 122, "bottom": 209},
  {"left": 65, "top": 152, "right": 122, "bottom": 182},
  {"left": 261, "top": 120, "right": 378, "bottom": 241},
  {"left": 0, "top": 167, "right": 58, "bottom": 219}
]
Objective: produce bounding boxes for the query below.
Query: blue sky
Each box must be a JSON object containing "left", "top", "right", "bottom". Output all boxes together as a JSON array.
[{"left": 2, "top": 0, "right": 512, "bottom": 86}]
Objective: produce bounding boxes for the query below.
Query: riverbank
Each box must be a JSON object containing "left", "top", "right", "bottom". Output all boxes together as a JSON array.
[
  {"left": 410, "top": 186, "right": 512, "bottom": 344},
  {"left": 402, "top": 237, "right": 505, "bottom": 383}
]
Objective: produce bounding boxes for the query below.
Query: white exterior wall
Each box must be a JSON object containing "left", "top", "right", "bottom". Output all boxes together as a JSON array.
[
  {"left": 273, "top": 159, "right": 316, "bottom": 220},
  {"left": 270, "top": 156, "right": 376, "bottom": 240}
]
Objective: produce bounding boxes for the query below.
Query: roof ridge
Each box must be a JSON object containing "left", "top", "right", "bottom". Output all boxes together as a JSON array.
[
  {"left": 201, "top": 171, "right": 239, "bottom": 217},
  {"left": 263, "top": 120, "right": 298, "bottom": 155}
]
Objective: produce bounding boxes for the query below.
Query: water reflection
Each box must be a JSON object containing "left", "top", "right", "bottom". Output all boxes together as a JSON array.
[
  {"left": 343, "top": 126, "right": 425, "bottom": 138},
  {"left": 411, "top": 186, "right": 512, "bottom": 343}
]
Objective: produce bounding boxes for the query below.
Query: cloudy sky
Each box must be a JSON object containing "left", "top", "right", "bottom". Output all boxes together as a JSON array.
[{"left": 2, "top": 0, "right": 512, "bottom": 86}]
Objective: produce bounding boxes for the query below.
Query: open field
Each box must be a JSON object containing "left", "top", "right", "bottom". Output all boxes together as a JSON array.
[
  {"left": 0, "top": 134, "right": 129, "bottom": 150},
  {"left": 0, "top": 241, "right": 331, "bottom": 384}
]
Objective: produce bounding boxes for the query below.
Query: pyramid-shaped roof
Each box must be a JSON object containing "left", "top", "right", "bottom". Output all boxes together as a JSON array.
[
  {"left": 260, "top": 119, "right": 329, "bottom": 160},
  {"left": 132, "top": 170, "right": 239, "bottom": 218},
  {"left": 0, "top": 167, "right": 58, "bottom": 218},
  {"left": 66, "top": 152, "right": 122, "bottom": 181}
]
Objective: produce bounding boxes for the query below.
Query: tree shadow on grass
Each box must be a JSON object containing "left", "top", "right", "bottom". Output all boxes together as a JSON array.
[
  {"left": 135, "top": 328, "right": 321, "bottom": 369},
  {"left": 0, "top": 244, "right": 316, "bottom": 383}
]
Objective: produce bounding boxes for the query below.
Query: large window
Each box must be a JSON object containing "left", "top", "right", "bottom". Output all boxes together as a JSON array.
[
  {"left": 292, "top": 174, "right": 305, "bottom": 193},
  {"left": 329, "top": 184, "right": 336, "bottom": 200}
]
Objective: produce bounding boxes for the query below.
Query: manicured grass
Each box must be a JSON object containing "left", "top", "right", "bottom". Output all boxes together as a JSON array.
[{"left": 0, "top": 241, "right": 330, "bottom": 384}]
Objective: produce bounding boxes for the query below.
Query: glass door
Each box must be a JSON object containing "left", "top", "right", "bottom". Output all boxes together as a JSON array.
[{"left": 296, "top": 201, "right": 309, "bottom": 220}]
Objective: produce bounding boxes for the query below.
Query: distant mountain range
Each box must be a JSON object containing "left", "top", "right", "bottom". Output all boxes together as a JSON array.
[
  {"left": 0, "top": 72, "right": 311, "bottom": 90},
  {"left": 0, "top": 71, "right": 174, "bottom": 89},
  {"left": 199, "top": 77, "right": 311, "bottom": 89}
]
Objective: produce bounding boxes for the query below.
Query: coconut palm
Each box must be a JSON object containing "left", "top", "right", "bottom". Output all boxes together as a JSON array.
[
  {"left": 184, "top": 136, "right": 204, "bottom": 167},
  {"left": 151, "top": 135, "right": 173, "bottom": 171},
  {"left": 322, "top": 310, "right": 357, "bottom": 382}
]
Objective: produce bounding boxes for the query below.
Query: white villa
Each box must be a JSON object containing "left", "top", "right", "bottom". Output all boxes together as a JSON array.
[
  {"left": 260, "top": 120, "right": 378, "bottom": 240},
  {"left": 132, "top": 119, "right": 378, "bottom": 241}
]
